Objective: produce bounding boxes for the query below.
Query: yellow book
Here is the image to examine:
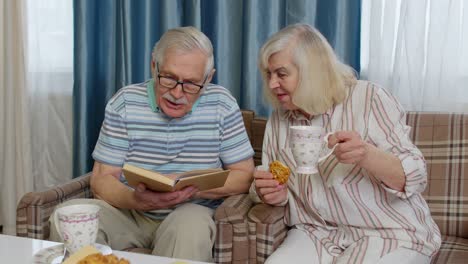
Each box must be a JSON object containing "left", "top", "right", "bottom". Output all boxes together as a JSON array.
[{"left": 122, "top": 164, "right": 230, "bottom": 192}]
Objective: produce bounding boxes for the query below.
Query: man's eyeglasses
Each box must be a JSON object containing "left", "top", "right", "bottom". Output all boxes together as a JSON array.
[{"left": 156, "top": 63, "right": 207, "bottom": 94}]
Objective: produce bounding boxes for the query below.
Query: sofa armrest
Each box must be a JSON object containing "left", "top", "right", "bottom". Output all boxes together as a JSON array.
[
  {"left": 248, "top": 204, "right": 288, "bottom": 264},
  {"left": 214, "top": 194, "right": 253, "bottom": 264},
  {"left": 16, "top": 173, "right": 93, "bottom": 239}
]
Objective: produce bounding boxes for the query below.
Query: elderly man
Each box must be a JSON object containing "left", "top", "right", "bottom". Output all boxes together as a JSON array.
[{"left": 50, "top": 26, "right": 254, "bottom": 262}]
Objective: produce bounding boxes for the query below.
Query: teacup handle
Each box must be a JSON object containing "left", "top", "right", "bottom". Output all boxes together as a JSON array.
[
  {"left": 54, "top": 210, "right": 63, "bottom": 241},
  {"left": 317, "top": 132, "right": 338, "bottom": 163}
]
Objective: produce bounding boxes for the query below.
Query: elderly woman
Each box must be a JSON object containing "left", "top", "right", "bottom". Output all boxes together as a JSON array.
[{"left": 250, "top": 24, "right": 441, "bottom": 263}]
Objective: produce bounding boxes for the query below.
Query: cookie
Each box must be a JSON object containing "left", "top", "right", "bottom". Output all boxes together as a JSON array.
[{"left": 269, "top": 160, "right": 290, "bottom": 184}]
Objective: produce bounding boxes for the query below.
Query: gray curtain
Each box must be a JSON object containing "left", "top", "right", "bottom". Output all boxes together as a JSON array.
[{"left": 73, "top": 0, "right": 361, "bottom": 176}]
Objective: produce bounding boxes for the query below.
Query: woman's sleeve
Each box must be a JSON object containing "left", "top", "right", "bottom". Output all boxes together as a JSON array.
[{"left": 368, "top": 87, "right": 427, "bottom": 198}]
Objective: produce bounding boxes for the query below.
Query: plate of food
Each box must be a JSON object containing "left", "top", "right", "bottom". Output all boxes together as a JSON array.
[{"left": 33, "top": 243, "right": 113, "bottom": 264}]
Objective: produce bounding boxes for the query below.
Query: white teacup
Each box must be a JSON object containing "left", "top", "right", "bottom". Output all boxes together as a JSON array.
[
  {"left": 54, "top": 204, "right": 100, "bottom": 254},
  {"left": 290, "top": 126, "right": 336, "bottom": 174}
]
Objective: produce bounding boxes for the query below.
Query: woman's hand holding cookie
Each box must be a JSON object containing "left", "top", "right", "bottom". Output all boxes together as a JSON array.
[{"left": 254, "top": 161, "right": 289, "bottom": 206}]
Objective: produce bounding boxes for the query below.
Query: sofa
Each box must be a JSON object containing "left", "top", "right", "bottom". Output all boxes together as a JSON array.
[
  {"left": 16, "top": 110, "right": 261, "bottom": 264},
  {"left": 16, "top": 110, "right": 468, "bottom": 263}
]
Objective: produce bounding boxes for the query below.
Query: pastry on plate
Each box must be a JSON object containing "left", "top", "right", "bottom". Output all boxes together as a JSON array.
[
  {"left": 62, "top": 245, "right": 129, "bottom": 264},
  {"left": 77, "top": 253, "right": 130, "bottom": 264}
]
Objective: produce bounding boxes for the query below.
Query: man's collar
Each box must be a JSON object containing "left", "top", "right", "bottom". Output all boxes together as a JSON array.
[
  {"left": 147, "top": 79, "right": 160, "bottom": 112},
  {"left": 146, "top": 78, "right": 202, "bottom": 115}
]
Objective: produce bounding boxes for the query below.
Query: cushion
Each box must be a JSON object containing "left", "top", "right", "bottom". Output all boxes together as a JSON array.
[
  {"left": 432, "top": 236, "right": 468, "bottom": 264},
  {"left": 407, "top": 112, "right": 468, "bottom": 238}
]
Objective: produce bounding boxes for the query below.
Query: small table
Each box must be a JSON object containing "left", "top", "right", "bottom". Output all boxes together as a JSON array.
[{"left": 0, "top": 234, "right": 210, "bottom": 263}]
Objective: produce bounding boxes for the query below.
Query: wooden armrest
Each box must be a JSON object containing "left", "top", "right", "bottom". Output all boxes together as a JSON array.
[{"left": 16, "top": 173, "right": 93, "bottom": 239}]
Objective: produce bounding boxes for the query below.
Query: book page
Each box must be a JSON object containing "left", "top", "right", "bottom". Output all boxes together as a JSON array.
[
  {"left": 123, "top": 164, "right": 176, "bottom": 192},
  {"left": 174, "top": 170, "right": 230, "bottom": 191},
  {"left": 123, "top": 164, "right": 229, "bottom": 192},
  {"left": 175, "top": 168, "right": 223, "bottom": 179}
]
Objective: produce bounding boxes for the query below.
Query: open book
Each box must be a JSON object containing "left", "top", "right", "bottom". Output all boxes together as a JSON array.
[{"left": 122, "top": 164, "right": 230, "bottom": 192}]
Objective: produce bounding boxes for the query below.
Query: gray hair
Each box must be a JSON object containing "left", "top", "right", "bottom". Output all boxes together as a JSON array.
[
  {"left": 259, "top": 23, "right": 356, "bottom": 115},
  {"left": 152, "top": 26, "right": 214, "bottom": 77}
]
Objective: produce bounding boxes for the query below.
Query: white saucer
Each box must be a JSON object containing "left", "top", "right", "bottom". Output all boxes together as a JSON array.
[{"left": 33, "top": 243, "right": 112, "bottom": 264}]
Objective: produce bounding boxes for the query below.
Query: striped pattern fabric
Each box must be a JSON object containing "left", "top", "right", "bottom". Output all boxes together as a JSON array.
[
  {"left": 16, "top": 173, "right": 93, "bottom": 239},
  {"left": 248, "top": 204, "right": 287, "bottom": 263},
  {"left": 432, "top": 236, "right": 468, "bottom": 264},
  {"left": 92, "top": 80, "right": 254, "bottom": 218},
  {"left": 214, "top": 194, "right": 253, "bottom": 264},
  {"left": 407, "top": 112, "right": 468, "bottom": 238},
  {"left": 93, "top": 80, "right": 254, "bottom": 173},
  {"left": 256, "top": 81, "right": 441, "bottom": 260},
  {"left": 15, "top": 175, "right": 254, "bottom": 263},
  {"left": 247, "top": 110, "right": 468, "bottom": 263}
]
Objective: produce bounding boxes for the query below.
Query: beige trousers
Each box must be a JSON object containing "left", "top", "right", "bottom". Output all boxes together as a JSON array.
[{"left": 49, "top": 198, "right": 216, "bottom": 262}]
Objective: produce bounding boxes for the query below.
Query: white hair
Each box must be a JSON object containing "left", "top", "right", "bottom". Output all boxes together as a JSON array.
[
  {"left": 258, "top": 23, "right": 357, "bottom": 115},
  {"left": 152, "top": 26, "right": 214, "bottom": 77}
]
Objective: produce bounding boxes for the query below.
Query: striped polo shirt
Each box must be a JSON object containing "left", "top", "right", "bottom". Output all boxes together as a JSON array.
[{"left": 92, "top": 79, "right": 254, "bottom": 217}]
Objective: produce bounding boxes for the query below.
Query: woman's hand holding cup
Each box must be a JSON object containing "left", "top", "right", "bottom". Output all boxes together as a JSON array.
[{"left": 326, "top": 131, "right": 369, "bottom": 165}]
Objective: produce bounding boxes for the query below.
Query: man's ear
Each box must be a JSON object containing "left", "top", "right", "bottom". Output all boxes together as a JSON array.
[
  {"left": 151, "top": 60, "right": 156, "bottom": 76},
  {"left": 206, "top": 68, "right": 216, "bottom": 84}
]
